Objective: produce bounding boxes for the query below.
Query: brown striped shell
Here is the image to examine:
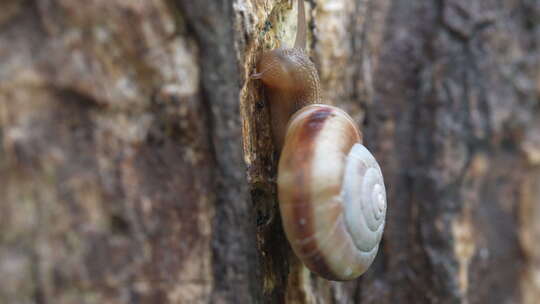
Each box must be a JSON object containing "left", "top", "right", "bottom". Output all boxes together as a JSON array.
[{"left": 278, "top": 105, "right": 386, "bottom": 281}]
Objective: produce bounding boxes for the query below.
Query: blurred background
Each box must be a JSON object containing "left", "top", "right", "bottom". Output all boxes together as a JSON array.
[{"left": 0, "top": 0, "right": 539, "bottom": 303}]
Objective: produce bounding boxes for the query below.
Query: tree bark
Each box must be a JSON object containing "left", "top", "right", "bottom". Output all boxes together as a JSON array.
[{"left": 1, "top": 0, "right": 539, "bottom": 303}]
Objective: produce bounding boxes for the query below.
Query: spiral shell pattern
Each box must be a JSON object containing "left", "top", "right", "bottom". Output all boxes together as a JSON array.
[{"left": 278, "top": 104, "right": 386, "bottom": 281}]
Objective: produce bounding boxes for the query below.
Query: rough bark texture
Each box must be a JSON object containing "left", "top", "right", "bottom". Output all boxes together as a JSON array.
[{"left": 0, "top": 0, "right": 538, "bottom": 303}]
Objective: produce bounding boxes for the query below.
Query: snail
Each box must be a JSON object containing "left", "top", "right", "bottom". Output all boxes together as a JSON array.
[{"left": 252, "top": 0, "right": 387, "bottom": 281}]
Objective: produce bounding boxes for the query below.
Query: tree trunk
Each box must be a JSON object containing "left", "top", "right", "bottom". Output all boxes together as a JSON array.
[{"left": 1, "top": 0, "right": 539, "bottom": 303}]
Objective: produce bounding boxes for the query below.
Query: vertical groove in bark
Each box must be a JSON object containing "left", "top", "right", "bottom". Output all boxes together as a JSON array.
[
  {"left": 240, "top": 1, "right": 301, "bottom": 302},
  {"left": 173, "top": 0, "right": 260, "bottom": 302}
]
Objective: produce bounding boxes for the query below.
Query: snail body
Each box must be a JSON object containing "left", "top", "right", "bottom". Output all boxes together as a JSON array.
[{"left": 253, "top": 0, "right": 387, "bottom": 281}]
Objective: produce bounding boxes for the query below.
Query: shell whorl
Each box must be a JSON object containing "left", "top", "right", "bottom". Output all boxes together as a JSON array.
[
  {"left": 342, "top": 144, "right": 386, "bottom": 260},
  {"left": 278, "top": 105, "right": 386, "bottom": 281}
]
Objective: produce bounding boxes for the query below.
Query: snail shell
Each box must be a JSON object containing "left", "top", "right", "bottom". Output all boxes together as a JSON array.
[{"left": 278, "top": 105, "right": 386, "bottom": 281}]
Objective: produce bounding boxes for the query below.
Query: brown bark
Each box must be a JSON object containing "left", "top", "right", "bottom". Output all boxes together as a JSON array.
[{"left": 1, "top": 0, "right": 539, "bottom": 303}]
